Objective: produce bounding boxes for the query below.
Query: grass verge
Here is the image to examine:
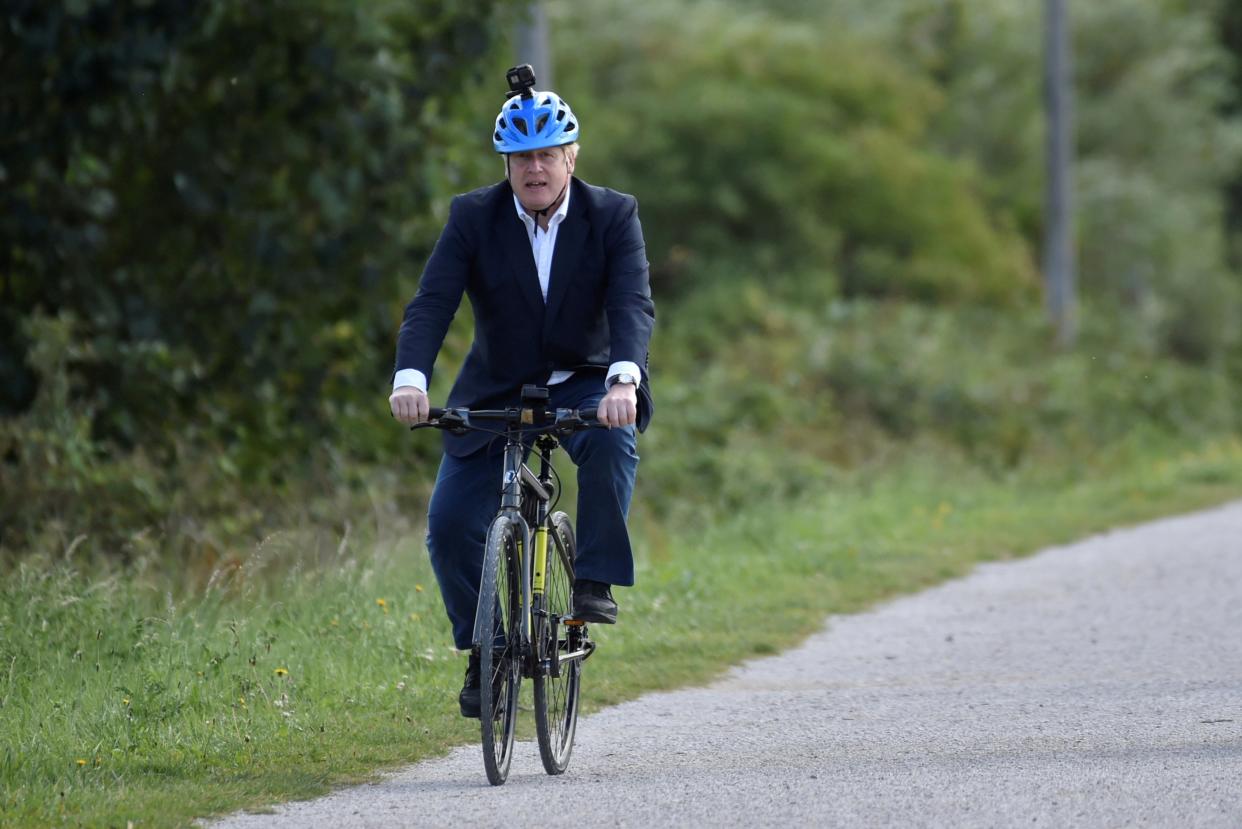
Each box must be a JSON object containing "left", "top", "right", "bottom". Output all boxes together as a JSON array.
[{"left": 2, "top": 434, "right": 1241, "bottom": 827}]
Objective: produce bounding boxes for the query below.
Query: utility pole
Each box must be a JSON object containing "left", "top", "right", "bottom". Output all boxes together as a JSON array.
[
  {"left": 1043, "top": 0, "right": 1076, "bottom": 346},
  {"left": 516, "top": 1, "right": 553, "bottom": 88}
]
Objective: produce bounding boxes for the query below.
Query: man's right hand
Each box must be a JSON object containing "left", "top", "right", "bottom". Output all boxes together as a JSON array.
[{"left": 389, "top": 385, "right": 430, "bottom": 425}]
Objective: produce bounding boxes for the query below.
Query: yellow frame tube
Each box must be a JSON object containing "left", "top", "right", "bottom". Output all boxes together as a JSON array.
[{"left": 532, "top": 525, "right": 548, "bottom": 596}]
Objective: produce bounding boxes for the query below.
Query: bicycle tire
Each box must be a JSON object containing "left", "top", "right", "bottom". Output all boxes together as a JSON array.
[
  {"left": 477, "top": 514, "right": 523, "bottom": 786},
  {"left": 533, "top": 511, "right": 582, "bottom": 775}
]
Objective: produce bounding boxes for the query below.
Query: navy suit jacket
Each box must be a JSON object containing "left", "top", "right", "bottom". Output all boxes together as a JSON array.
[{"left": 395, "top": 177, "right": 656, "bottom": 457}]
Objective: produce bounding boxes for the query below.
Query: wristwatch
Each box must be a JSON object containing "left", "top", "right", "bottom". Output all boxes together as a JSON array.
[{"left": 609, "top": 372, "right": 637, "bottom": 387}]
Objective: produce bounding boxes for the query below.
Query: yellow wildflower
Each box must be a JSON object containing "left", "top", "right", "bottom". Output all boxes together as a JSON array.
[
  {"left": 274, "top": 667, "right": 288, "bottom": 677},
  {"left": 408, "top": 613, "right": 420, "bottom": 622},
  {"left": 122, "top": 698, "right": 130, "bottom": 706},
  {"left": 415, "top": 584, "right": 424, "bottom": 593},
  {"left": 76, "top": 759, "right": 87, "bottom": 767}
]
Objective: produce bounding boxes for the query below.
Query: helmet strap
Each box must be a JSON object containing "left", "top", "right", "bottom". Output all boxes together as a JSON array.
[{"left": 534, "top": 178, "right": 570, "bottom": 220}]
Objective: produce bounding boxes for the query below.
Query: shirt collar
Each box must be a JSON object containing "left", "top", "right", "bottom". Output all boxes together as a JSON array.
[{"left": 512, "top": 181, "right": 572, "bottom": 229}]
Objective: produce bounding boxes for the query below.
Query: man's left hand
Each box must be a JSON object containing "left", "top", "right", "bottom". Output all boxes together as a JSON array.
[{"left": 596, "top": 382, "right": 638, "bottom": 428}]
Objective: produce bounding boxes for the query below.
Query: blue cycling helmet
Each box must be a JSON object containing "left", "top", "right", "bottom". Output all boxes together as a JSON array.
[{"left": 493, "top": 90, "right": 580, "bottom": 154}]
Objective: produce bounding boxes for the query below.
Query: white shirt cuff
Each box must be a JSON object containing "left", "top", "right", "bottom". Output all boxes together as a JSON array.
[
  {"left": 604, "top": 361, "right": 642, "bottom": 390},
  {"left": 392, "top": 369, "right": 428, "bottom": 393}
]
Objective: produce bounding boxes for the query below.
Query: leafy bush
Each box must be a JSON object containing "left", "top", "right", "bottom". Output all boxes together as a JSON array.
[
  {"left": 0, "top": 313, "right": 171, "bottom": 557},
  {"left": 636, "top": 281, "right": 1241, "bottom": 527},
  {"left": 817, "top": 0, "right": 1242, "bottom": 361},
  {"left": 1, "top": 0, "right": 519, "bottom": 465},
  {"left": 0, "top": 312, "right": 430, "bottom": 563},
  {"left": 553, "top": 0, "right": 1037, "bottom": 305},
  {"left": 5, "top": 0, "right": 1242, "bottom": 565}
]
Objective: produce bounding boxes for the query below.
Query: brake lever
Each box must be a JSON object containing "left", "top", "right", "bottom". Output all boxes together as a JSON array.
[{"left": 553, "top": 408, "right": 605, "bottom": 434}]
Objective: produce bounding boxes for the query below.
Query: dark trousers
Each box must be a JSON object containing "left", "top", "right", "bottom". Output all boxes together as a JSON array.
[{"left": 425, "top": 373, "right": 640, "bottom": 650}]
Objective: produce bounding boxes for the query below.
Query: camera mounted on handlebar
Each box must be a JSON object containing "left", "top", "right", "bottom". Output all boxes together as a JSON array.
[{"left": 520, "top": 384, "right": 550, "bottom": 425}]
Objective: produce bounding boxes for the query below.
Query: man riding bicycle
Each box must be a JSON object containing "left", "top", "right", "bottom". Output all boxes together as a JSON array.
[{"left": 388, "top": 67, "right": 655, "bottom": 718}]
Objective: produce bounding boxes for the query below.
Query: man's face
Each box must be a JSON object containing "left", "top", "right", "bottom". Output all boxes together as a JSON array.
[{"left": 508, "top": 146, "right": 575, "bottom": 212}]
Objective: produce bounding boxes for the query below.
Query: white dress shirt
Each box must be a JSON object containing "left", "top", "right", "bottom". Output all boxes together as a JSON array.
[{"left": 393, "top": 186, "right": 641, "bottom": 394}]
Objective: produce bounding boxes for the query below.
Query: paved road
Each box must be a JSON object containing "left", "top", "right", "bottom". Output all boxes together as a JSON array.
[{"left": 212, "top": 501, "right": 1242, "bottom": 828}]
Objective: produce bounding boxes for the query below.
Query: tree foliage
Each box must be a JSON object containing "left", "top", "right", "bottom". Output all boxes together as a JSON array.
[
  {"left": 553, "top": 0, "right": 1038, "bottom": 305},
  {"left": 5, "top": 0, "right": 1242, "bottom": 559},
  {"left": 1, "top": 0, "right": 516, "bottom": 454},
  {"left": 819, "top": 0, "right": 1242, "bottom": 361},
  {"left": 1216, "top": 0, "right": 1242, "bottom": 242}
]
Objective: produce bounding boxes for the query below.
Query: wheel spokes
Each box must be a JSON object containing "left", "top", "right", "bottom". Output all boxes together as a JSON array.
[{"left": 481, "top": 518, "right": 522, "bottom": 785}]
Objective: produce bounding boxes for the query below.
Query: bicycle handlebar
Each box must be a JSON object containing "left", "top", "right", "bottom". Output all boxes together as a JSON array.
[
  {"left": 427, "top": 406, "right": 596, "bottom": 420},
  {"left": 416, "top": 405, "right": 600, "bottom": 433}
]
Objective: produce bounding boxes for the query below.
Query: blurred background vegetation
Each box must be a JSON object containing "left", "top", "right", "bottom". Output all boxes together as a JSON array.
[{"left": 3, "top": 0, "right": 1242, "bottom": 567}]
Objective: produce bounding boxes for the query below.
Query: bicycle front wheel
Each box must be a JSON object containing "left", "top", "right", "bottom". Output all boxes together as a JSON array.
[
  {"left": 477, "top": 513, "right": 523, "bottom": 786},
  {"left": 533, "top": 511, "right": 582, "bottom": 775}
]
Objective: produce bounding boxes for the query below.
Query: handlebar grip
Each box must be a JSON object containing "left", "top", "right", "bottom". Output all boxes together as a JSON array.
[
  {"left": 579, "top": 408, "right": 598, "bottom": 422},
  {"left": 429, "top": 407, "right": 446, "bottom": 420}
]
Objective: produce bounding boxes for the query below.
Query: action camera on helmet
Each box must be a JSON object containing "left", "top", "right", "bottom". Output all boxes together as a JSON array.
[{"left": 506, "top": 64, "right": 537, "bottom": 99}]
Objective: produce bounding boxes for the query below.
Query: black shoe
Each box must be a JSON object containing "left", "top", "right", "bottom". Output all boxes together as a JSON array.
[
  {"left": 459, "top": 648, "right": 509, "bottom": 719},
  {"left": 572, "top": 579, "right": 618, "bottom": 624},
  {"left": 459, "top": 649, "right": 482, "bottom": 718}
]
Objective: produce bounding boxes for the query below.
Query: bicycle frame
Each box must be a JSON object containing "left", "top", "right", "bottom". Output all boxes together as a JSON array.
[
  {"left": 489, "top": 430, "right": 560, "bottom": 661},
  {"left": 411, "top": 391, "right": 597, "bottom": 783},
  {"left": 490, "top": 427, "right": 592, "bottom": 678}
]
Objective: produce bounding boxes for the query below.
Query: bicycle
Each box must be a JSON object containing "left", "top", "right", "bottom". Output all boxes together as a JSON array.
[{"left": 411, "top": 384, "right": 599, "bottom": 785}]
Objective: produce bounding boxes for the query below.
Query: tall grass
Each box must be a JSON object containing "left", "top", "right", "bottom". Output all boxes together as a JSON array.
[
  {"left": 2, "top": 434, "right": 1241, "bottom": 827},
  {"left": 0, "top": 531, "right": 471, "bottom": 825}
]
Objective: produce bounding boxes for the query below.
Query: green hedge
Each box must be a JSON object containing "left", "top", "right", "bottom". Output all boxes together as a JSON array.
[{"left": 556, "top": 0, "right": 1037, "bottom": 304}]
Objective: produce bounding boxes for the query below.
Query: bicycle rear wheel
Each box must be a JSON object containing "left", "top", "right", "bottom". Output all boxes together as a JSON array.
[
  {"left": 477, "top": 514, "right": 523, "bottom": 786},
  {"left": 533, "top": 511, "right": 582, "bottom": 775}
]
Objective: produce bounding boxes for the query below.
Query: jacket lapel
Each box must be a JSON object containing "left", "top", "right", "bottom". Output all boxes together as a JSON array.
[
  {"left": 498, "top": 188, "right": 544, "bottom": 315},
  {"left": 543, "top": 182, "right": 589, "bottom": 337}
]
